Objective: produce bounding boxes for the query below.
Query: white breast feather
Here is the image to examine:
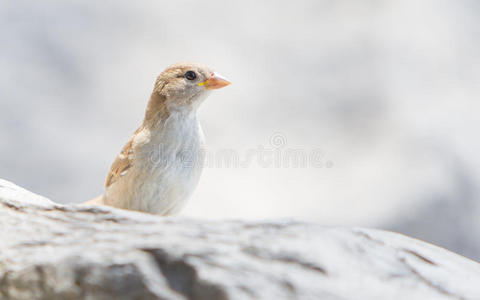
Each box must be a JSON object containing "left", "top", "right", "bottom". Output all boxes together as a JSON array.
[{"left": 104, "top": 110, "right": 205, "bottom": 215}]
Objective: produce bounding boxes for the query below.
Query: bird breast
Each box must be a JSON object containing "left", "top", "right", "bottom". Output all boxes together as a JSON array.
[{"left": 111, "top": 111, "right": 205, "bottom": 214}]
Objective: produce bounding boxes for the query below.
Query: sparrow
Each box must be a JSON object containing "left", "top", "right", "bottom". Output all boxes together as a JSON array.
[{"left": 83, "top": 63, "right": 230, "bottom": 215}]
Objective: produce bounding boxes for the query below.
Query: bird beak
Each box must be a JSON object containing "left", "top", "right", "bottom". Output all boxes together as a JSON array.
[{"left": 198, "top": 72, "right": 231, "bottom": 90}]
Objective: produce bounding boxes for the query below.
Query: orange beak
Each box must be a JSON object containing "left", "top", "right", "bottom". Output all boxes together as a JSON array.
[{"left": 198, "top": 72, "right": 231, "bottom": 90}]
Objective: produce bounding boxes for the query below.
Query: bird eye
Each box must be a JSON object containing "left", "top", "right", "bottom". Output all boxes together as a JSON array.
[{"left": 185, "top": 71, "right": 197, "bottom": 80}]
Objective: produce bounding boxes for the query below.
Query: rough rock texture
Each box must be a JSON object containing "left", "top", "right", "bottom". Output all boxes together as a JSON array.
[{"left": 0, "top": 179, "right": 479, "bottom": 300}]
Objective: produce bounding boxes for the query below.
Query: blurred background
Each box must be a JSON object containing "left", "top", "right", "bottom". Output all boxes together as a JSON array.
[{"left": 1, "top": 1, "right": 479, "bottom": 260}]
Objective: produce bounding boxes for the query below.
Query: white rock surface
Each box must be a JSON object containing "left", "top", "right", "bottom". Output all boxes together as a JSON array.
[{"left": 0, "top": 179, "right": 479, "bottom": 300}]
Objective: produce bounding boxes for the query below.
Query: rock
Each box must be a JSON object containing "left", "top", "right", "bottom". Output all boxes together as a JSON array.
[{"left": 0, "top": 179, "right": 479, "bottom": 300}]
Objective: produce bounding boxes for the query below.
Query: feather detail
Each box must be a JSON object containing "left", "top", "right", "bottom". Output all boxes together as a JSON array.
[{"left": 104, "top": 127, "right": 140, "bottom": 188}]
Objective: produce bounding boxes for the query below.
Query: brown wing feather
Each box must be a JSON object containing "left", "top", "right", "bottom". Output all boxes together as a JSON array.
[
  {"left": 105, "top": 89, "right": 168, "bottom": 188},
  {"left": 105, "top": 127, "right": 142, "bottom": 188}
]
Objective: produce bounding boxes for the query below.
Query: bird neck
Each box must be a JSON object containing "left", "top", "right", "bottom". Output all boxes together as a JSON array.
[{"left": 143, "top": 91, "right": 197, "bottom": 131}]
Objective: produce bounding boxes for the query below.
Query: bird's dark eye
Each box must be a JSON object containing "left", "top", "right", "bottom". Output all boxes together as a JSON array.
[{"left": 185, "top": 71, "right": 197, "bottom": 80}]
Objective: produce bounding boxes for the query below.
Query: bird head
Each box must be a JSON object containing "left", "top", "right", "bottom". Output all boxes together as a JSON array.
[{"left": 153, "top": 62, "right": 230, "bottom": 111}]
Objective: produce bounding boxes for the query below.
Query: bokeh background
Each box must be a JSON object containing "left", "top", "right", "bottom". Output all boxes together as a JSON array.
[{"left": 1, "top": 1, "right": 479, "bottom": 260}]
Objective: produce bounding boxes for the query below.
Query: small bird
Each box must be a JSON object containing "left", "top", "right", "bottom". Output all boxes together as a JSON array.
[{"left": 83, "top": 63, "right": 230, "bottom": 215}]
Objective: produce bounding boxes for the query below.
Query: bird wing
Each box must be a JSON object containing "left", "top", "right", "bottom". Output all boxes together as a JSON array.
[{"left": 105, "top": 127, "right": 142, "bottom": 188}]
